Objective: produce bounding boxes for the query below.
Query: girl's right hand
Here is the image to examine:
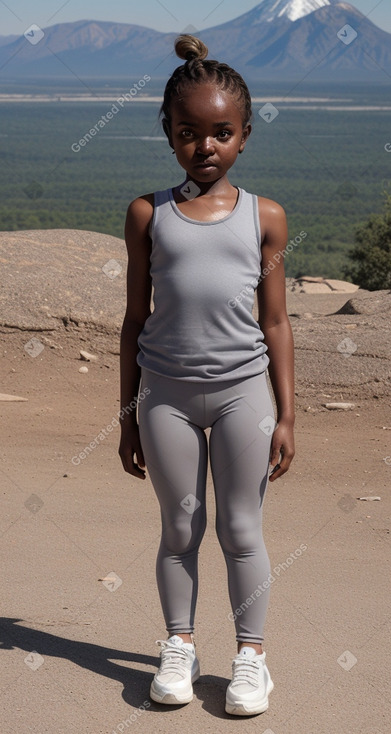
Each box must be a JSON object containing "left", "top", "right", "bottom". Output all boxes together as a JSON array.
[{"left": 118, "top": 423, "right": 146, "bottom": 480}]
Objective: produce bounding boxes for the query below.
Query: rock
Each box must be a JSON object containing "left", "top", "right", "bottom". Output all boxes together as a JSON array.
[
  {"left": 324, "top": 402, "right": 355, "bottom": 410},
  {"left": 336, "top": 289, "right": 391, "bottom": 315},
  {"left": 41, "top": 336, "right": 63, "bottom": 349},
  {"left": 80, "top": 350, "right": 98, "bottom": 362},
  {"left": 78, "top": 366, "right": 89, "bottom": 374},
  {"left": 0, "top": 229, "right": 125, "bottom": 331},
  {"left": 357, "top": 496, "right": 381, "bottom": 501},
  {"left": 287, "top": 276, "right": 359, "bottom": 295},
  {"left": 0, "top": 393, "right": 28, "bottom": 401},
  {"left": 324, "top": 279, "right": 359, "bottom": 293}
]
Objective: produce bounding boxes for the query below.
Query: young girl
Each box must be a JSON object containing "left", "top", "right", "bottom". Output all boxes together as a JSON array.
[{"left": 119, "top": 35, "right": 295, "bottom": 717}]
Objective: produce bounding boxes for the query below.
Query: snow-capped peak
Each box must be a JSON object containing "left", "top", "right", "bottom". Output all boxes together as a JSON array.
[{"left": 255, "top": 0, "right": 333, "bottom": 23}]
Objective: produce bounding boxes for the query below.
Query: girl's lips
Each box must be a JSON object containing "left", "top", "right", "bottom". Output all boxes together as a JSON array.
[{"left": 194, "top": 163, "right": 217, "bottom": 170}]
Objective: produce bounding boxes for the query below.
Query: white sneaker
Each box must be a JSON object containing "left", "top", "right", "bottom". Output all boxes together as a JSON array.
[
  {"left": 225, "top": 646, "right": 274, "bottom": 715},
  {"left": 150, "top": 635, "right": 200, "bottom": 705}
]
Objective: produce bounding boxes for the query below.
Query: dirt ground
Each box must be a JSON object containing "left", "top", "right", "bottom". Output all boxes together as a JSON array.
[{"left": 0, "top": 317, "right": 390, "bottom": 734}]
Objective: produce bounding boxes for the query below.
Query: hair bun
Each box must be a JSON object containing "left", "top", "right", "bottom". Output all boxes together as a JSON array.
[{"left": 175, "top": 34, "right": 208, "bottom": 62}]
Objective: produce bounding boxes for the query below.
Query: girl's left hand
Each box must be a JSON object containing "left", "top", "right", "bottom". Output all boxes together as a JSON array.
[{"left": 268, "top": 419, "right": 295, "bottom": 482}]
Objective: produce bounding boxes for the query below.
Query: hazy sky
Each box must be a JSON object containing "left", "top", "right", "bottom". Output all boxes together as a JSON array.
[{"left": 1, "top": 0, "right": 390, "bottom": 36}]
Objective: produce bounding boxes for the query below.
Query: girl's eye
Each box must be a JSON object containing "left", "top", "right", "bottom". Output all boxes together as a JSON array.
[{"left": 179, "top": 129, "right": 231, "bottom": 140}]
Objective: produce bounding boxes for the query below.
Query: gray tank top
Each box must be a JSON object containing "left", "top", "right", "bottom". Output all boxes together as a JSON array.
[{"left": 137, "top": 187, "right": 269, "bottom": 381}]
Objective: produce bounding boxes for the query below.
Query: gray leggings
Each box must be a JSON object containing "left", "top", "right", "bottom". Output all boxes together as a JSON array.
[{"left": 138, "top": 367, "right": 274, "bottom": 644}]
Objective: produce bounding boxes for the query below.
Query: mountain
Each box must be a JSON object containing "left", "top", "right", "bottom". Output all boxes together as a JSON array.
[
  {"left": 201, "top": 0, "right": 391, "bottom": 79},
  {"left": 0, "top": 1, "right": 390, "bottom": 81},
  {"left": 240, "top": 0, "right": 335, "bottom": 22},
  {"left": 0, "top": 34, "right": 19, "bottom": 47},
  {"left": 0, "top": 20, "right": 171, "bottom": 78},
  {"left": 247, "top": 3, "right": 391, "bottom": 75}
]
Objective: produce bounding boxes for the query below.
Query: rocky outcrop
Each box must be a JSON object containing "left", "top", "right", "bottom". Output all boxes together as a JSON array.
[
  {"left": 336, "top": 289, "right": 391, "bottom": 315},
  {"left": 0, "top": 229, "right": 126, "bottom": 332},
  {"left": 0, "top": 230, "right": 389, "bottom": 399},
  {"left": 287, "top": 276, "right": 359, "bottom": 295}
]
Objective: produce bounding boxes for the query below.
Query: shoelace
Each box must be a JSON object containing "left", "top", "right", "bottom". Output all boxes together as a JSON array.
[
  {"left": 156, "top": 640, "right": 190, "bottom": 675},
  {"left": 231, "top": 658, "right": 261, "bottom": 687}
]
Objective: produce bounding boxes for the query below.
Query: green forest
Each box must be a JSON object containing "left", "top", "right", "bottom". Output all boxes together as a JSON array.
[{"left": 0, "top": 85, "right": 390, "bottom": 279}]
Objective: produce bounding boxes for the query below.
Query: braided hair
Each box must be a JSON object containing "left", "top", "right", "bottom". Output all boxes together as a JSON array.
[{"left": 161, "top": 35, "right": 252, "bottom": 139}]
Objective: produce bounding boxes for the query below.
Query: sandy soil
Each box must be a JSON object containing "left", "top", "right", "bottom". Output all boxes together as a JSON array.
[{"left": 0, "top": 316, "right": 390, "bottom": 734}]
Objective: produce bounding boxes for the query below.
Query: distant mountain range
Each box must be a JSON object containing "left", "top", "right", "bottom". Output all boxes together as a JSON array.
[{"left": 0, "top": 0, "right": 390, "bottom": 82}]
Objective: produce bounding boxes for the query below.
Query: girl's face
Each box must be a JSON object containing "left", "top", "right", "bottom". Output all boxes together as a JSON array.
[{"left": 168, "top": 83, "right": 251, "bottom": 184}]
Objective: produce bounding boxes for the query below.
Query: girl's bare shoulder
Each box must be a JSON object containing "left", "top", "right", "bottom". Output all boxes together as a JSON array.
[
  {"left": 125, "top": 195, "right": 155, "bottom": 246},
  {"left": 126, "top": 193, "right": 154, "bottom": 222},
  {"left": 256, "top": 196, "right": 288, "bottom": 246},
  {"left": 257, "top": 195, "right": 286, "bottom": 221}
]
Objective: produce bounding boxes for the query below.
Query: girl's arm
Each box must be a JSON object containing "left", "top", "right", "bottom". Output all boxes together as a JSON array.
[
  {"left": 257, "top": 198, "right": 295, "bottom": 482},
  {"left": 118, "top": 195, "right": 153, "bottom": 479}
]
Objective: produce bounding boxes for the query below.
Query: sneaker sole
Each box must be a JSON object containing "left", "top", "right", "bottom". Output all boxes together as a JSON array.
[
  {"left": 150, "top": 663, "right": 200, "bottom": 705},
  {"left": 150, "top": 686, "right": 193, "bottom": 705},
  {"left": 225, "top": 680, "right": 274, "bottom": 716}
]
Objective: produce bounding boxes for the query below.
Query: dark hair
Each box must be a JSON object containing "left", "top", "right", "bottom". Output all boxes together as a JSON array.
[{"left": 160, "top": 34, "right": 252, "bottom": 137}]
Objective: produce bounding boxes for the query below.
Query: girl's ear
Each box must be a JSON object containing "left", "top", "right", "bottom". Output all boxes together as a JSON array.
[
  {"left": 162, "top": 118, "right": 173, "bottom": 148},
  {"left": 239, "top": 123, "right": 252, "bottom": 154}
]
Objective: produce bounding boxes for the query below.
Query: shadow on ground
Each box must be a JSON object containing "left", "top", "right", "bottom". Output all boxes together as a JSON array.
[{"left": 0, "top": 618, "right": 235, "bottom": 719}]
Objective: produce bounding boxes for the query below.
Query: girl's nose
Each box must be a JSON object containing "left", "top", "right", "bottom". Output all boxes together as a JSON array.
[{"left": 196, "top": 137, "right": 215, "bottom": 155}]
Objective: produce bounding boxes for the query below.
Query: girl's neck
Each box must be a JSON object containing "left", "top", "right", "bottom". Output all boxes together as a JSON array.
[{"left": 174, "top": 175, "right": 237, "bottom": 202}]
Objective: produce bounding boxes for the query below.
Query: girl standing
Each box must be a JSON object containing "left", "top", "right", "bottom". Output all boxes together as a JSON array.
[{"left": 119, "top": 35, "right": 295, "bottom": 716}]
